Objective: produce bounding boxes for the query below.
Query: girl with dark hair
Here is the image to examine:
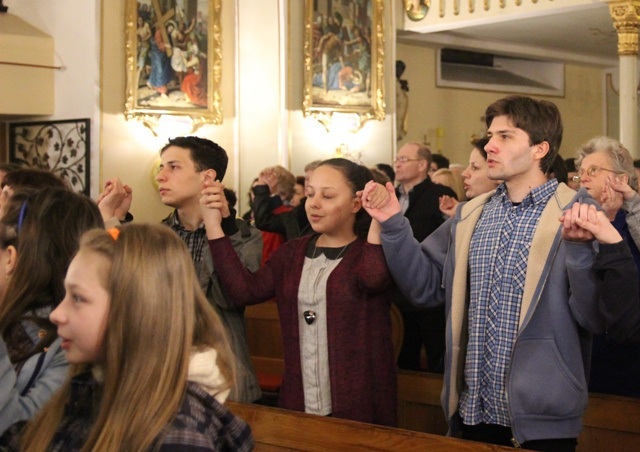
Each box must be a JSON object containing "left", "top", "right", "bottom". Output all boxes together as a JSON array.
[
  {"left": 0, "top": 188, "right": 104, "bottom": 435},
  {"left": 439, "top": 137, "right": 500, "bottom": 217},
  {"left": 201, "top": 158, "right": 397, "bottom": 426}
]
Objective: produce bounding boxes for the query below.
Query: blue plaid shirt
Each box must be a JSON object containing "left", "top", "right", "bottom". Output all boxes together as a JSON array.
[{"left": 459, "top": 179, "right": 558, "bottom": 427}]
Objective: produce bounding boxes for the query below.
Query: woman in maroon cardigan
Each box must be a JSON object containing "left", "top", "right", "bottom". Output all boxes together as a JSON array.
[{"left": 201, "top": 158, "right": 397, "bottom": 426}]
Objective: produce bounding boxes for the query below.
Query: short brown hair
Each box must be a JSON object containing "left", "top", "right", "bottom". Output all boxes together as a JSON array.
[{"left": 485, "top": 95, "right": 563, "bottom": 174}]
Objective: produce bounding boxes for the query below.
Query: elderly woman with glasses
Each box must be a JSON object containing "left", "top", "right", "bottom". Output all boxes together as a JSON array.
[
  {"left": 574, "top": 135, "right": 640, "bottom": 398},
  {"left": 575, "top": 136, "right": 640, "bottom": 232}
]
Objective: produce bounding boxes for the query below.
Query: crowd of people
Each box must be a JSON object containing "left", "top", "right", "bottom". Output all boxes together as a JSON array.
[{"left": 0, "top": 94, "right": 638, "bottom": 450}]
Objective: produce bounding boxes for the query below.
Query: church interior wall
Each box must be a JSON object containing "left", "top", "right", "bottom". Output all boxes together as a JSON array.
[
  {"left": 2, "top": 1, "right": 608, "bottom": 220},
  {"left": 396, "top": 42, "right": 605, "bottom": 167}
]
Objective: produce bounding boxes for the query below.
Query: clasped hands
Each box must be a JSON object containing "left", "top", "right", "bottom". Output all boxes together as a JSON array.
[
  {"left": 357, "top": 180, "right": 622, "bottom": 245},
  {"left": 199, "top": 175, "right": 230, "bottom": 224},
  {"left": 560, "top": 202, "right": 622, "bottom": 244},
  {"left": 97, "top": 178, "right": 133, "bottom": 221},
  {"left": 357, "top": 181, "right": 401, "bottom": 222}
]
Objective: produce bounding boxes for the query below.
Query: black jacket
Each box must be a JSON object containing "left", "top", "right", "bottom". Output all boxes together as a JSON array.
[{"left": 397, "top": 177, "right": 456, "bottom": 242}]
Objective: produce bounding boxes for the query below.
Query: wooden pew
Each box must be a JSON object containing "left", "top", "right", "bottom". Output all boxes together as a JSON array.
[
  {"left": 226, "top": 401, "right": 514, "bottom": 451},
  {"left": 245, "top": 303, "right": 640, "bottom": 451},
  {"left": 394, "top": 370, "right": 640, "bottom": 450},
  {"left": 580, "top": 392, "right": 640, "bottom": 451}
]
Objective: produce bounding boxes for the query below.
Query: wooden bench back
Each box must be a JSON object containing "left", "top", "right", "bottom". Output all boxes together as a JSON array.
[
  {"left": 226, "top": 401, "right": 514, "bottom": 451},
  {"left": 245, "top": 302, "right": 640, "bottom": 451}
]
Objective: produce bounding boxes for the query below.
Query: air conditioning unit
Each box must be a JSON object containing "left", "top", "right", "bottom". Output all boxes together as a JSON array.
[{"left": 437, "top": 48, "right": 564, "bottom": 97}]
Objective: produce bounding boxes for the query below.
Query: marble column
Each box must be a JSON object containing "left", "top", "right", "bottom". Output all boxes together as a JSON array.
[{"left": 609, "top": 0, "right": 640, "bottom": 156}]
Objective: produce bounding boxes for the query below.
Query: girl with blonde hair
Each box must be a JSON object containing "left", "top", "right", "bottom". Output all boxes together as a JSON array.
[
  {"left": 430, "top": 168, "right": 465, "bottom": 202},
  {"left": 13, "top": 224, "right": 253, "bottom": 451}
]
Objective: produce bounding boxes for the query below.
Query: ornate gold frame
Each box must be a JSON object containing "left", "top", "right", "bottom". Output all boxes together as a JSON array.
[
  {"left": 124, "top": 0, "right": 222, "bottom": 131},
  {"left": 303, "top": 0, "right": 385, "bottom": 126}
]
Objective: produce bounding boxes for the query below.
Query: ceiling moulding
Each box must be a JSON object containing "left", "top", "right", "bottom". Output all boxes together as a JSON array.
[{"left": 402, "top": 0, "right": 606, "bottom": 33}]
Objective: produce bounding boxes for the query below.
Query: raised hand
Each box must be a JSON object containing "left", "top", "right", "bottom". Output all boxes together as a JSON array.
[
  {"left": 560, "top": 202, "right": 622, "bottom": 244},
  {"left": 607, "top": 175, "right": 637, "bottom": 201},
  {"left": 257, "top": 167, "right": 278, "bottom": 195},
  {"left": 97, "top": 178, "right": 133, "bottom": 221},
  {"left": 599, "top": 176, "right": 624, "bottom": 220},
  {"left": 439, "top": 195, "right": 459, "bottom": 218},
  {"left": 359, "top": 180, "right": 389, "bottom": 209},
  {"left": 360, "top": 181, "right": 401, "bottom": 223},
  {"left": 200, "top": 176, "right": 225, "bottom": 239}
]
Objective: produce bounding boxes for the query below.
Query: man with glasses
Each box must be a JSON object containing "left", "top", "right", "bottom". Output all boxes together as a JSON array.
[
  {"left": 393, "top": 142, "right": 456, "bottom": 373},
  {"left": 574, "top": 136, "right": 640, "bottom": 398}
]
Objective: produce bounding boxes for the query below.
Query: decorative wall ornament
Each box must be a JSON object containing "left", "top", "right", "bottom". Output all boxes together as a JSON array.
[
  {"left": 404, "top": 0, "right": 430, "bottom": 21},
  {"left": 124, "top": 0, "right": 222, "bottom": 133},
  {"left": 303, "top": 0, "right": 385, "bottom": 128},
  {"left": 608, "top": 0, "right": 640, "bottom": 55},
  {"left": 9, "top": 119, "right": 90, "bottom": 195}
]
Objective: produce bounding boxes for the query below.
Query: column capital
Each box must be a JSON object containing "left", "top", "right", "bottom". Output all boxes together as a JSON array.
[{"left": 609, "top": 0, "right": 640, "bottom": 55}]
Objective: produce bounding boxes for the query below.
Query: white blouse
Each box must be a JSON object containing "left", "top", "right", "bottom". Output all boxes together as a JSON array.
[{"left": 297, "top": 251, "right": 344, "bottom": 416}]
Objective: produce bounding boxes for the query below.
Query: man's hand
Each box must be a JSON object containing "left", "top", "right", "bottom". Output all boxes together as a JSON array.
[
  {"left": 359, "top": 181, "right": 401, "bottom": 223},
  {"left": 359, "top": 180, "right": 389, "bottom": 209},
  {"left": 560, "top": 202, "right": 622, "bottom": 244},
  {"left": 200, "top": 178, "right": 226, "bottom": 239}
]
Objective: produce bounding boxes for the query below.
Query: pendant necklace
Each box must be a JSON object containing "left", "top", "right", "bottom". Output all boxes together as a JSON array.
[{"left": 303, "top": 240, "right": 349, "bottom": 325}]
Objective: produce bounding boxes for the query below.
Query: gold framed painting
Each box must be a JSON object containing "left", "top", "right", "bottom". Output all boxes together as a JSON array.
[
  {"left": 303, "top": 0, "right": 385, "bottom": 123},
  {"left": 124, "top": 0, "right": 222, "bottom": 128}
]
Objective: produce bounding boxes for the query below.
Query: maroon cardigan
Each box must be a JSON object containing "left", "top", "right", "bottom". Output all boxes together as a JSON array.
[{"left": 208, "top": 234, "right": 397, "bottom": 426}]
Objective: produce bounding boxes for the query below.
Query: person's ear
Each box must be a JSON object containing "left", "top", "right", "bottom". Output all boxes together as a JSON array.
[
  {"left": 351, "top": 196, "right": 362, "bottom": 214},
  {"left": 2, "top": 245, "right": 17, "bottom": 277},
  {"left": 533, "top": 141, "right": 550, "bottom": 161},
  {"left": 201, "top": 169, "right": 217, "bottom": 183}
]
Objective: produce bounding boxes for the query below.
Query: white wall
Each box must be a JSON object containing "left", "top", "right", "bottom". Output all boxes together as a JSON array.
[
  {"left": 6, "top": 0, "right": 101, "bottom": 195},
  {"left": 286, "top": 1, "right": 396, "bottom": 175},
  {"left": 100, "top": 1, "right": 238, "bottom": 223},
  {"left": 234, "top": 0, "right": 397, "bottom": 215}
]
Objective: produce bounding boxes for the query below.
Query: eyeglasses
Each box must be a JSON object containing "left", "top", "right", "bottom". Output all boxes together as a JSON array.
[
  {"left": 394, "top": 157, "right": 424, "bottom": 164},
  {"left": 571, "top": 165, "right": 624, "bottom": 183}
]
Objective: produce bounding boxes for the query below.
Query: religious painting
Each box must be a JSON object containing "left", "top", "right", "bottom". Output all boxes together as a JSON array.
[
  {"left": 125, "top": 0, "right": 222, "bottom": 127},
  {"left": 9, "top": 119, "right": 91, "bottom": 195},
  {"left": 303, "top": 0, "right": 385, "bottom": 123}
]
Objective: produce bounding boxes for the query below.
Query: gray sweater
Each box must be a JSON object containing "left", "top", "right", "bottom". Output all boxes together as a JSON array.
[{"left": 0, "top": 332, "right": 67, "bottom": 435}]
